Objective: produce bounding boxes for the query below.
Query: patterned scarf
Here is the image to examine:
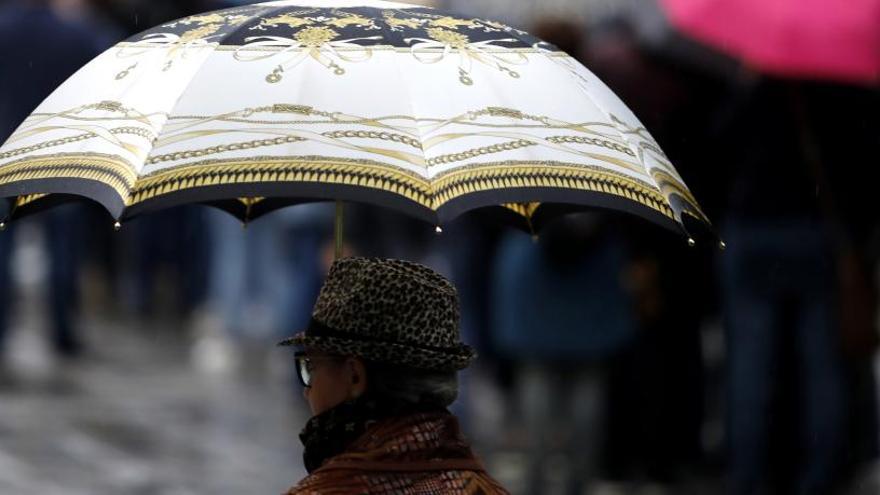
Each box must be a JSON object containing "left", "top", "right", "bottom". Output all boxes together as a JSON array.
[{"left": 299, "top": 396, "right": 438, "bottom": 473}]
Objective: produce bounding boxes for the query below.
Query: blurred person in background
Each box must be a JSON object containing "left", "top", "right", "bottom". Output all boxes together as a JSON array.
[
  {"left": 440, "top": 212, "right": 506, "bottom": 435},
  {"left": 490, "top": 213, "right": 638, "bottom": 494},
  {"left": 488, "top": 17, "right": 715, "bottom": 493},
  {"left": 585, "top": 16, "right": 723, "bottom": 488},
  {"left": 808, "top": 84, "right": 880, "bottom": 492},
  {"left": 193, "top": 210, "right": 288, "bottom": 366},
  {"left": 0, "top": 0, "right": 121, "bottom": 365},
  {"left": 79, "top": 0, "right": 222, "bottom": 351},
  {"left": 274, "top": 203, "right": 335, "bottom": 338},
  {"left": 699, "top": 67, "right": 875, "bottom": 495},
  {"left": 191, "top": 204, "right": 332, "bottom": 374},
  {"left": 279, "top": 257, "right": 509, "bottom": 494},
  {"left": 715, "top": 76, "right": 879, "bottom": 495}
]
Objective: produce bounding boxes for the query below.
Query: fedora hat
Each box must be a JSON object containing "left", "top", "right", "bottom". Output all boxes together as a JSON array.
[{"left": 279, "top": 257, "right": 476, "bottom": 371}]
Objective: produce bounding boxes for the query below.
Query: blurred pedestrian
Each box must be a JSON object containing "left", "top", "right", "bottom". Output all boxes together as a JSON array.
[
  {"left": 0, "top": 0, "right": 115, "bottom": 361},
  {"left": 490, "top": 214, "right": 638, "bottom": 493},
  {"left": 278, "top": 257, "right": 508, "bottom": 494},
  {"left": 586, "top": 17, "right": 721, "bottom": 484},
  {"left": 717, "top": 78, "right": 846, "bottom": 495}
]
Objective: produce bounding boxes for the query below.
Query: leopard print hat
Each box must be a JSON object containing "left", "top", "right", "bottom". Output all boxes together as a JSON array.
[{"left": 279, "top": 257, "right": 477, "bottom": 371}]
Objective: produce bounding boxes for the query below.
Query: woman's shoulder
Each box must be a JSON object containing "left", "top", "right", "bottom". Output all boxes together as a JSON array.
[
  {"left": 285, "top": 467, "right": 510, "bottom": 495},
  {"left": 284, "top": 468, "right": 366, "bottom": 494},
  {"left": 285, "top": 412, "right": 510, "bottom": 494}
]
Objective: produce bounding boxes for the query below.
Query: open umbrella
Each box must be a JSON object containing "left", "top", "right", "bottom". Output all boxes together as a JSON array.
[
  {"left": 659, "top": 0, "right": 880, "bottom": 85},
  {"left": 0, "top": 0, "right": 714, "bottom": 245}
]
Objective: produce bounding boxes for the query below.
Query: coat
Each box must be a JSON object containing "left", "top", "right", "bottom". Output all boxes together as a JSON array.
[{"left": 285, "top": 411, "right": 508, "bottom": 495}]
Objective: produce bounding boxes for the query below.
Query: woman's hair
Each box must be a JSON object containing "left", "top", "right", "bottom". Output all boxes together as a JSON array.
[{"left": 363, "top": 360, "right": 458, "bottom": 408}]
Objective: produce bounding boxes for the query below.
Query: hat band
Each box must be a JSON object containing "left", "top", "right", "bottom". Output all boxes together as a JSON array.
[{"left": 306, "top": 318, "right": 465, "bottom": 354}]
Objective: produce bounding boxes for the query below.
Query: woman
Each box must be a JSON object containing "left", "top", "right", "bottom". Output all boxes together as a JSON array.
[{"left": 279, "top": 257, "right": 508, "bottom": 494}]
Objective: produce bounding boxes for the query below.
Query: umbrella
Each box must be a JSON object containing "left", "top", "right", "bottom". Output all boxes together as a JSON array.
[
  {"left": 659, "top": 0, "right": 880, "bottom": 85},
  {"left": 0, "top": 0, "right": 714, "bottom": 246}
]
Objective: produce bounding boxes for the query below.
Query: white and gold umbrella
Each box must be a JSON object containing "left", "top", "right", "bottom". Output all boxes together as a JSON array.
[{"left": 0, "top": 0, "right": 713, "bottom": 243}]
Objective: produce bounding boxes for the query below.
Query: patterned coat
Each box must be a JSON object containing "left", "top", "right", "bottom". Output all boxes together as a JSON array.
[{"left": 285, "top": 411, "right": 508, "bottom": 495}]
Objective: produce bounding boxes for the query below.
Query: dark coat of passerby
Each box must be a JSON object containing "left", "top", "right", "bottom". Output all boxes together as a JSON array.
[
  {"left": 0, "top": 0, "right": 113, "bottom": 359},
  {"left": 278, "top": 257, "right": 508, "bottom": 495}
]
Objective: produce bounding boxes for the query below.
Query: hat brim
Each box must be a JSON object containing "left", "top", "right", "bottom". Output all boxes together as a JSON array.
[{"left": 278, "top": 332, "right": 476, "bottom": 371}]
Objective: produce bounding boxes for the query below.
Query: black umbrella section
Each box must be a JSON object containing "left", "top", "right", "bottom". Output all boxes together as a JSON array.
[{"left": 125, "top": 4, "right": 554, "bottom": 52}]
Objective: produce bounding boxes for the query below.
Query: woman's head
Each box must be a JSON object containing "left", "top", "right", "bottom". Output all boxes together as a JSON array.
[
  {"left": 281, "top": 257, "right": 475, "bottom": 415},
  {"left": 296, "top": 350, "right": 459, "bottom": 416}
]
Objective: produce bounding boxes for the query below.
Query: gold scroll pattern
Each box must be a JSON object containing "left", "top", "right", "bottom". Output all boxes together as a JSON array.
[
  {"left": 115, "top": 6, "right": 265, "bottom": 79},
  {"left": 233, "top": 25, "right": 383, "bottom": 82},
  {"left": 118, "top": 8, "right": 540, "bottom": 85}
]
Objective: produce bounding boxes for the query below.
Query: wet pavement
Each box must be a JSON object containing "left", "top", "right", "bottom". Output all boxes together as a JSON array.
[{"left": 0, "top": 301, "right": 308, "bottom": 495}]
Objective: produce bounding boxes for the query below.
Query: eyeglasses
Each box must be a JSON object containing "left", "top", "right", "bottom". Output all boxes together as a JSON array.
[{"left": 294, "top": 352, "right": 343, "bottom": 388}]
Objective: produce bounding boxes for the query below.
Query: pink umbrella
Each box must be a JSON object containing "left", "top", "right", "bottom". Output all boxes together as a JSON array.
[{"left": 660, "top": 0, "right": 880, "bottom": 84}]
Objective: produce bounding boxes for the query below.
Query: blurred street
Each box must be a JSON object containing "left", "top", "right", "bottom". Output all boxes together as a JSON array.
[{"left": 0, "top": 281, "right": 307, "bottom": 495}]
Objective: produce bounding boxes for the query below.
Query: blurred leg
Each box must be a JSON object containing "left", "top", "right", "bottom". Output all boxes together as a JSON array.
[
  {"left": 722, "top": 237, "right": 778, "bottom": 495},
  {"left": 568, "top": 365, "right": 604, "bottom": 491},
  {"left": 45, "top": 205, "right": 82, "bottom": 356},
  {"left": 178, "top": 207, "right": 210, "bottom": 313},
  {"left": 245, "top": 217, "right": 285, "bottom": 339},
  {"left": 281, "top": 228, "right": 323, "bottom": 333},
  {"left": 794, "top": 289, "right": 844, "bottom": 495},
  {"left": 517, "top": 360, "right": 554, "bottom": 492},
  {"left": 207, "top": 210, "right": 246, "bottom": 337},
  {"left": 0, "top": 225, "right": 15, "bottom": 357}
]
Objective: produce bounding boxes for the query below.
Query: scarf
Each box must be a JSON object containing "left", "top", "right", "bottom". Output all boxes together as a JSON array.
[{"left": 299, "top": 395, "right": 439, "bottom": 473}]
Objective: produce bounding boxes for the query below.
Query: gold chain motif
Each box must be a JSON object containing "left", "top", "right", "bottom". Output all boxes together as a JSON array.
[
  {"left": 546, "top": 136, "right": 636, "bottom": 157},
  {"left": 146, "top": 135, "right": 306, "bottom": 165},
  {"left": 0, "top": 127, "right": 156, "bottom": 160},
  {"left": 427, "top": 140, "right": 535, "bottom": 166},
  {"left": 321, "top": 130, "right": 422, "bottom": 150}
]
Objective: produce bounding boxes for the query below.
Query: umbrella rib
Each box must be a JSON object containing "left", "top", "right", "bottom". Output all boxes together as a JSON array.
[
  {"left": 377, "top": 11, "right": 434, "bottom": 213},
  {"left": 483, "top": 23, "right": 669, "bottom": 201},
  {"left": 541, "top": 53, "right": 668, "bottom": 206}
]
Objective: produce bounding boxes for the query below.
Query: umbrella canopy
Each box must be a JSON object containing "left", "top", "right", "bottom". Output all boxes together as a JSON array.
[
  {"left": 660, "top": 0, "right": 880, "bottom": 84},
  {"left": 0, "top": 0, "right": 712, "bottom": 239}
]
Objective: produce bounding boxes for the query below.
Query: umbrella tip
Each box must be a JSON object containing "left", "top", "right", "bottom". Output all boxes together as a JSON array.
[
  {"left": 687, "top": 237, "right": 696, "bottom": 247},
  {"left": 114, "top": 221, "right": 122, "bottom": 231},
  {"left": 531, "top": 234, "right": 539, "bottom": 243},
  {"left": 719, "top": 240, "right": 727, "bottom": 251},
  {"left": 0, "top": 222, "right": 5, "bottom": 231},
  {"left": 435, "top": 225, "right": 443, "bottom": 234}
]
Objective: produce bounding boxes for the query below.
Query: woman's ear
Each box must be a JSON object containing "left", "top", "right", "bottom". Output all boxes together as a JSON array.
[{"left": 347, "top": 357, "right": 368, "bottom": 399}]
